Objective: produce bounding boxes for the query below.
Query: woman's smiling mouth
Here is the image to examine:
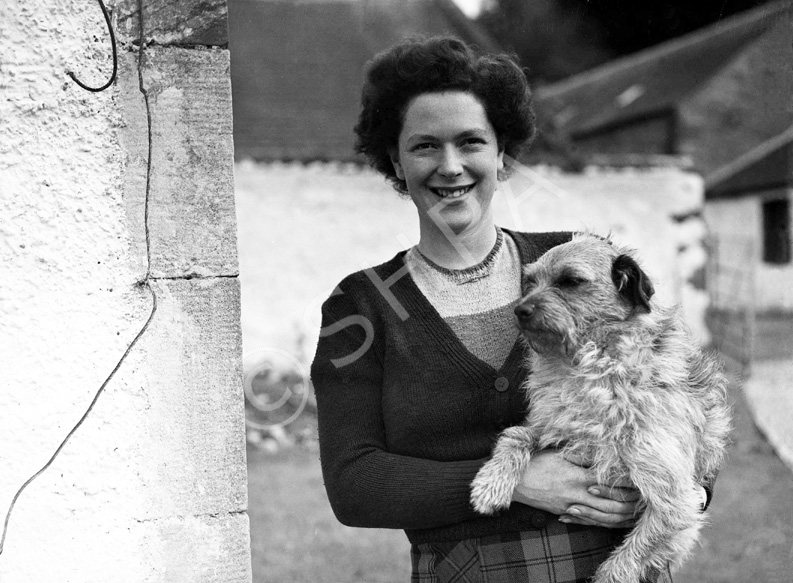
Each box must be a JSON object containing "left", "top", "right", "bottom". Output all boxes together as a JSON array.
[{"left": 430, "top": 184, "right": 475, "bottom": 198}]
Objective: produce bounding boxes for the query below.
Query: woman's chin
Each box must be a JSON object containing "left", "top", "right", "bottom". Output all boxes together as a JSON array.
[
  {"left": 437, "top": 203, "right": 483, "bottom": 232},
  {"left": 439, "top": 215, "right": 476, "bottom": 235}
]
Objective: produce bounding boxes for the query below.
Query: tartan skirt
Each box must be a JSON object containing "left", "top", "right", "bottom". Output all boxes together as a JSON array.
[{"left": 410, "top": 521, "right": 674, "bottom": 583}]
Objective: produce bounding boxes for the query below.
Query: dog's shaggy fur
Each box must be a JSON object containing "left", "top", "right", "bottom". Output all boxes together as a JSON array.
[{"left": 470, "top": 233, "right": 732, "bottom": 583}]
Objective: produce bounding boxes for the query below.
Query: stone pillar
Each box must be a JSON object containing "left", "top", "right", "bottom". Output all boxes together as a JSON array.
[{"left": 0, "top": 1, "right": 251, "bottom": 581}]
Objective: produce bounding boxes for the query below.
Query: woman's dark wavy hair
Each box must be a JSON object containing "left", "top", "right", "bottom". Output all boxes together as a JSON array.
[{"left": 354, "top": 35, "right": 536, "bottom": 193}]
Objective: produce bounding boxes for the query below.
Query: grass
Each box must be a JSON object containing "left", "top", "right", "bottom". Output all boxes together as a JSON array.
[{"left": 247, "top": 445, "right": 410, "bottom": 583}]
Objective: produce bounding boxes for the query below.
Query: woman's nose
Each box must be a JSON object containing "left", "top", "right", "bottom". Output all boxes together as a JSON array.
[{"left": 437, "top": 146, "right": 463, "bottom": 177}]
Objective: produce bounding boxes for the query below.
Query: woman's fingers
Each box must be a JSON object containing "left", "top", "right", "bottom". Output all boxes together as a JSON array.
[
  {"left": 562, "top": 452, "right": 640, "bottom": 504},
  {"left": 562, "top": 451, "right": 591, "bottom": 468},
  {"left": 566, "top": 498, "right": 635, "bottom": 519},
  {"left": 588, "top": 485, "right": 641, "bottom": 503},
  {"left": 561, "top": 484, "right": 640, "bottom": 528},
  {"left": 562, "top": 499, "right": 638, "bottom": 527}
]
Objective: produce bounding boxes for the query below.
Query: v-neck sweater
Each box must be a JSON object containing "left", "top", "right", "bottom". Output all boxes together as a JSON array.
[
  {"left": 405, "top": 227, "right": 522, "bottom": 369},
  {"left": 311, "top": 229, "right": 573, "bottom": 544}
]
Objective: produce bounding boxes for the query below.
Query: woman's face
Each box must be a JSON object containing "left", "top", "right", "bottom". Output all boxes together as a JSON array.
[{"left": 390, "top": 91, "right": 504, "bottom": 238}]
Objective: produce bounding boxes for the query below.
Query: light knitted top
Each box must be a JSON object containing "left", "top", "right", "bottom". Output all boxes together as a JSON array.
[{"left": 405, "top": 228, "right": 522, "bottom": 369}]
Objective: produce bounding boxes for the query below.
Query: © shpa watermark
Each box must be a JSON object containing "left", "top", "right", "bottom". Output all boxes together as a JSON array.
[{"left": 243, "top": 347, "right": 311, "bottom": 430}]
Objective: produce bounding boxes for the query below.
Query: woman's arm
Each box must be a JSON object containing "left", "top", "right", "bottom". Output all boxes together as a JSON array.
[{"left": 311, "top": 287, "right": 484, "bottom": 530}]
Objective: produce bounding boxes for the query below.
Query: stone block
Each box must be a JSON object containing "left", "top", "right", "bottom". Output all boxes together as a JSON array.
[
  {"left": 113, "top": 0, "right": 229, "bottom": 47},
  {"left": 136, "top": 512, "right": 252, "bottom": 583},
  {"left": 134, "top": 276, "right": 248, "bottom": 519},
  {"left": 121, "top": 46, "right": 239, "bottom": 279}
]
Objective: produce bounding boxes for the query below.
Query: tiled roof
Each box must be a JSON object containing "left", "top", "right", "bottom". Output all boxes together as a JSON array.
[
  {"left": 706, "top": 126, "right": 793, "bottom": 198},
  {"left": 535, "top": 1, "right": 790, "bottom": 138},
  {"left": 229, "top": 0, "right": 502, "bottom": 161}
]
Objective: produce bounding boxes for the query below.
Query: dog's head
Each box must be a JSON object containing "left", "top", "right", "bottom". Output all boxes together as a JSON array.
[{"left": 514, "top": 233, "right": 655, "bottom": 355}]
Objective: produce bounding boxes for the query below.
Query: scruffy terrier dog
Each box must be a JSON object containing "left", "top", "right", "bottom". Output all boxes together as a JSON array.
[{"left": 470, "top": 233, "right": 732, "bottom": 583}]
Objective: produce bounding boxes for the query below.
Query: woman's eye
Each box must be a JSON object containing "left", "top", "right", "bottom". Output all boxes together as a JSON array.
[{"left": 462, "top": 138, "right": 486, "bottom": 147}]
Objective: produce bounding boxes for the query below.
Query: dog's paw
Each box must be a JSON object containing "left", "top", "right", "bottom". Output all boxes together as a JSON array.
[{"left": 470, "top": 469, "right": 514, "bottom": 516}]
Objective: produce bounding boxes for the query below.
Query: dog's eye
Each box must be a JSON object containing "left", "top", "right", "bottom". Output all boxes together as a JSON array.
[
  {"left": 522, "top": 275, "right": 537, "bottom": 294},
  {"left": 555, "top": 275, "right": 587, "bottom": 288}
]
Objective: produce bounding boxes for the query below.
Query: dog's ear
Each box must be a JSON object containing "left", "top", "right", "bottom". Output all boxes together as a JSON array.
[{"left": 611, "top": 254, "right": 654, "bottom": 313}]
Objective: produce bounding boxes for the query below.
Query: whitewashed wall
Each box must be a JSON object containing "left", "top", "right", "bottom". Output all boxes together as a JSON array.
[
  {"left": 235, "top": 160, "right": 708, "bottom": 375},
  {"left": 0, "top": 1, "right": 250, "bottom": 581}
]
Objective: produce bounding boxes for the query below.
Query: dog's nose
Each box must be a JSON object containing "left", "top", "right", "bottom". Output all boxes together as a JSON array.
[{"left": 514, "top": 303, "right": 534, "bottom": 325}]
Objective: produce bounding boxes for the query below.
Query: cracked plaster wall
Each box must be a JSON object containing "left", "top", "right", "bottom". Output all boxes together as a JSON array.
[{"left": 0, "top": 1, "right": 250, "bottom": 581}]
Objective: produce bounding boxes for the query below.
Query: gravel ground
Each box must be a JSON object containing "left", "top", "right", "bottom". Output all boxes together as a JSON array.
[{"left": 674, "top": 365, "right": 793, "bottom": 583}]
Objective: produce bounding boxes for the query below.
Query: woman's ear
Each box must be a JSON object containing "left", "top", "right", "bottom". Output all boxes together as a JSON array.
[
  {"left": 496, "top": 148, "right": 506, "bottom": 180},
  {"left": 389, "top": 149, "right": 405, "bottom": 180}
]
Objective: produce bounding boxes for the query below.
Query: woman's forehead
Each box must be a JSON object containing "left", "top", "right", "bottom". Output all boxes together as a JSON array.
[{"left": 400, "top": 91, "right": 493, "bottom": 139}]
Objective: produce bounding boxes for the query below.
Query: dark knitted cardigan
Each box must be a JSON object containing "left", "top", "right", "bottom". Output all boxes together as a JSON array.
[{"left": 311, "top": 229, "right": 576, "bottom": 544}]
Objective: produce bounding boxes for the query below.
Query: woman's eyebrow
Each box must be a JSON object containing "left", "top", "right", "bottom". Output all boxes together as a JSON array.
[
  {"left": 405, "top": 128, "right": 489, "bottom": 144},
  {"left": 457, "top": 129, "right": 488, "bottom": 137},
  {"left": 405, "top": 133, "right": 438, "bottom": 144}
]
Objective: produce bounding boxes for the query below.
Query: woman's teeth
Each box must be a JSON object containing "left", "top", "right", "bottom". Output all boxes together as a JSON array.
[{"left": 432, "top": 185, "right": 473, "bottom": 198}]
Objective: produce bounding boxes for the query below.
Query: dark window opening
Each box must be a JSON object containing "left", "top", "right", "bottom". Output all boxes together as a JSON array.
[{"left": 762, "top": 198, "right": 791, "bottom": 265}]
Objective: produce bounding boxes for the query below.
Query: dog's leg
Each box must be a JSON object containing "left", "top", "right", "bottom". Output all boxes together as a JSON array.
[
  {"left": 470, "top": 425, "right": 537, "bottom": 515},
  {"left": 592, "top": 442, "right": 703, "bottom": 583}
]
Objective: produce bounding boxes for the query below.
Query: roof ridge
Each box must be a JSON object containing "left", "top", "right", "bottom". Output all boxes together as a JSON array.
[
  {"left": 536, "top": 0, "right": 791, "bottom": 99},
  {"left": 705, "top": 125, "right": 793, "bottom": 189}
]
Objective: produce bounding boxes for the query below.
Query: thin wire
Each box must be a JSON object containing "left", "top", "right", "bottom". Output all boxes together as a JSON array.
[
  {"left": 137, "top": 0, "right": 153, "bottom": 282},
  {"left": 67, "top": 0, "right": 118, "bottom": 92},
  {"left": 0, "top": 0, "right": 154, "bottom": 556}
]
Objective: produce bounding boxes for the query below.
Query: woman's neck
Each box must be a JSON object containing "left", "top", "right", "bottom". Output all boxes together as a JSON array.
[{"left": 416, "top": 221, "right": 498, "bottom": 270}]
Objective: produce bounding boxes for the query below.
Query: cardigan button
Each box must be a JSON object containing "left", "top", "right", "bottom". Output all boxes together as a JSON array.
[
  {"left": 530, "top": 512, "right": 548, "bottom": 528},
  {"left": 494, "top": 377, "right": 509, "bottom": 392}
]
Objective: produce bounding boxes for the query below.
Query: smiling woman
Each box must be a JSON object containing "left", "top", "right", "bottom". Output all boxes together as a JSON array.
[
  {"left": 310, "top": 36, "right": 674, "bottom": 583},
  {"left": 391, "top": 91, "right": 504, "bottom": 266}
]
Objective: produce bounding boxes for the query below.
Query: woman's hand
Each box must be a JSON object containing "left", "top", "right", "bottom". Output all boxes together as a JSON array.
[{"left": 511, "top": 450, "right": 640, "bottom": 529}]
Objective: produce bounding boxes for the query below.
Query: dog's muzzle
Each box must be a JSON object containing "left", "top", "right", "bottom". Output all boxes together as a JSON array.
[
  {"left": 514, "top": 297, "right": 578, "bottom": 355},
  {"left": 514, "top": 302, "right": 534, "bottom": 328}
]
